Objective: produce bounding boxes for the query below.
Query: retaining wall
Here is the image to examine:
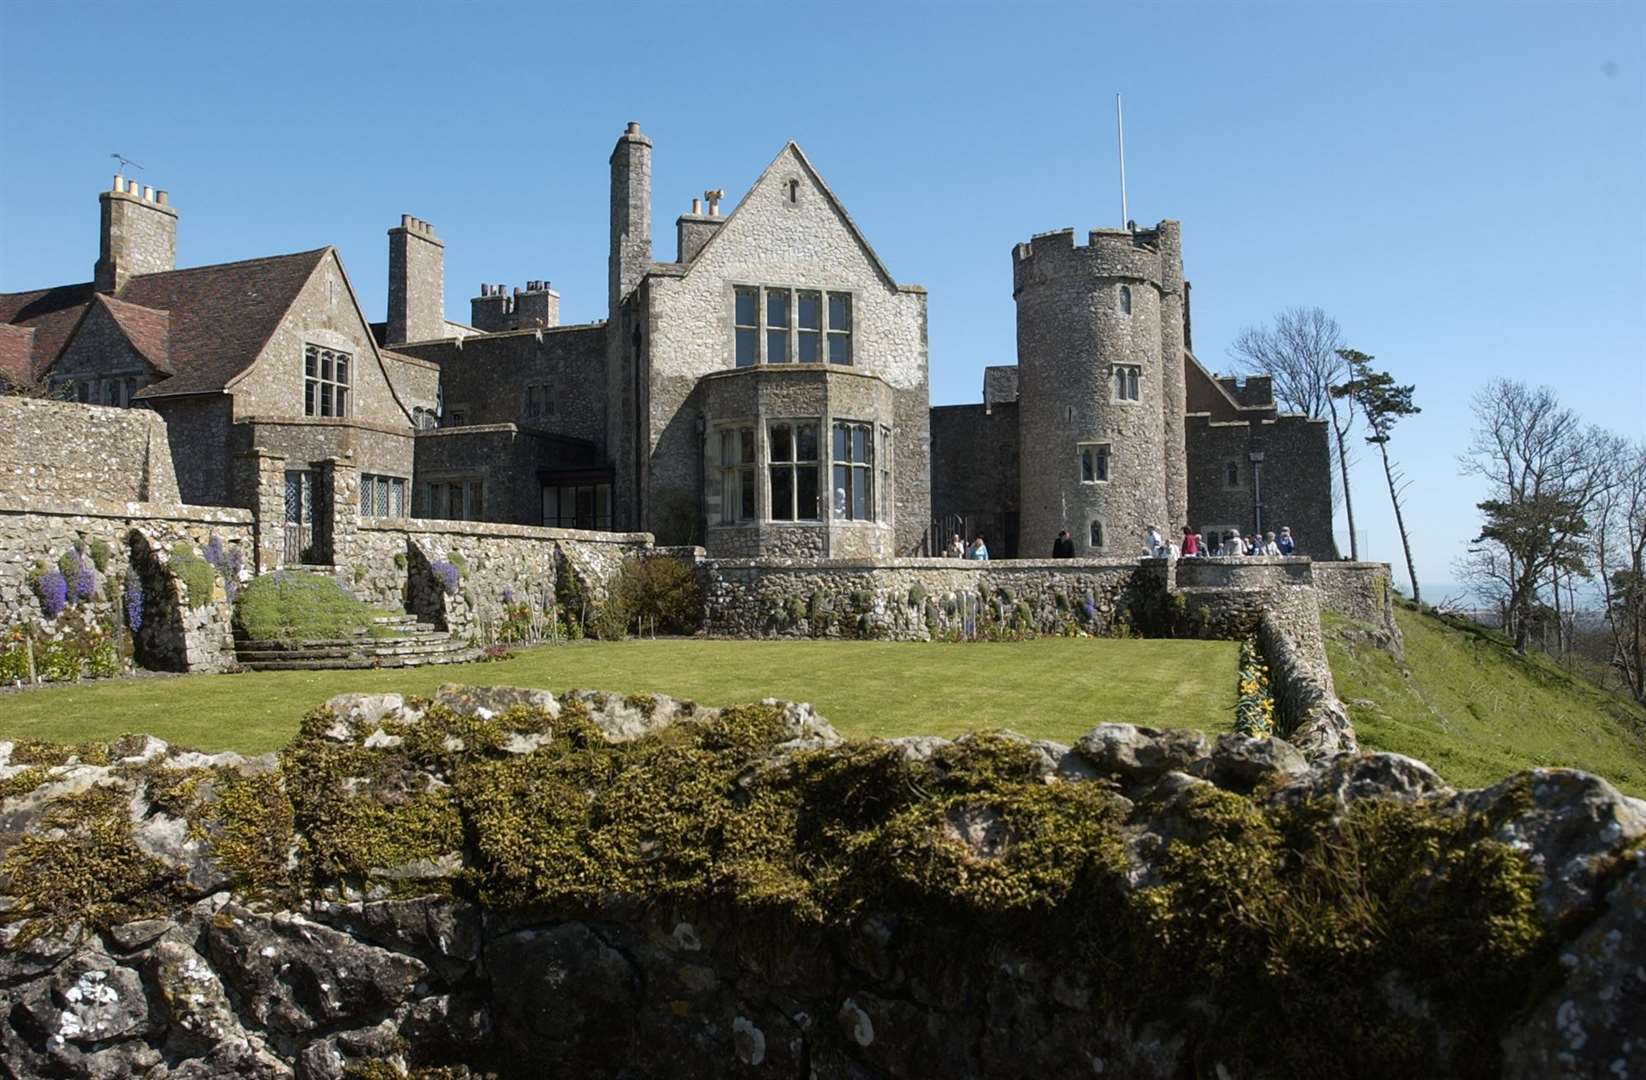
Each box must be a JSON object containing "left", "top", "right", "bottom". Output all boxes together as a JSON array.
[{"left": 0, "top": 495, "right": 252, "bottom": 674}]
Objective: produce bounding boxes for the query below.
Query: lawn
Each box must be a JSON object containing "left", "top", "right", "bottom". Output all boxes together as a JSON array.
[
  {"left": 0, "top": 637, "right": 1239, "bottom": 754},
  {"left": 1326, "top": 605, "right": 1646, "bottom": 797}
]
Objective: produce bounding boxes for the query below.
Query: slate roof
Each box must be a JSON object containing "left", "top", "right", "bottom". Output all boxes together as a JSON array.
[
  {"left": 95, "top": 293, "right": 172, "bottom": 374},
  {"left": 0, "top": 248, "right": 327, "bottom": 398}
]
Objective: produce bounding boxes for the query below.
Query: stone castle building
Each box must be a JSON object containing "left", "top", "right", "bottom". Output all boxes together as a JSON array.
[{"left": 1, "top": 123, "right": 1334, "bottom": 564}]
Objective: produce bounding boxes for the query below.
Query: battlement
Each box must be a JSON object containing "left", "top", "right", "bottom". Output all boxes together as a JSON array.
[{"left": 1011, "top": 223, "right": 1168, "bottom": 294}]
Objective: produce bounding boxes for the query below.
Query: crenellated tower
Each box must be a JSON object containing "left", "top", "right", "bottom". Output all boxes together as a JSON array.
[{"left": 1012, "top": 221, "right": 1188, "bottom": 555}]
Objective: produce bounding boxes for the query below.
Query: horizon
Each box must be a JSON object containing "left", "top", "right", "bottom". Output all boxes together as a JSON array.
[{"left": 3, "top": 1, "right": 1642, "bottom": 589}]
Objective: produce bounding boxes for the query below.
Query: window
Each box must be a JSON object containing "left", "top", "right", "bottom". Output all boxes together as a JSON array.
[
  {"left": 766, "top": 289, "right": 790, "bottom": 364},
  {"left": 797, "top": 291, "right": 821, "bottom": 362},
  {"left": 445, "top": 410, "right": 467, "bottom": 427},
  {"left": 788, "top": 178, "right": 800, "bottom": 204},
  {"left": 1225, "top": 461, "right": 1241, "bottom": 488},
  {"left": 731, "top": 287, "right": 853, "bottom": 367},
  {"left": 359, "top": 474, "right": 406, "bottom": 518},
  {"left": 1113, "top": 364, "right": 1141, "bottom": 402},
  {"left": 1118, "top": 285, "right": 1132, "bottom": 315},
  {"left": 1079, "top": 442, "right": 1110, "bottom": 483},
  {"left": 543, "top": 483, "right": 613, "bottom": 530},
  {"left": 412, "top": 407, "right": 438, "bottom": 431},
  {"left": 1090, "top": 521, "right": 1105, "bottom": 548},
  {"left": 768, "top": 421, "right": 820, "bottom": 521},
  {"left": 424, "top": 479, "right": 482, "bottom": 521},
  {"left": 304, "top": 344, "right": 351, "bottom": 417},
  {"left": 734, "top": 288, "right": 758, "bottom": 367},
  {"left": 832, "top": 421, "right": 874, "bottom": 521},
  {"left": 524, "top": 384, "right": 554, "bottom": 419},
  {"left": 879, "top": 425, "right": 892, "bottom": 521},
  {"left": 828, "top": 292, "right": 852, "bottom": 364},
  {"left": 718, "top": 425, "right": 756, "bottom": 524}
]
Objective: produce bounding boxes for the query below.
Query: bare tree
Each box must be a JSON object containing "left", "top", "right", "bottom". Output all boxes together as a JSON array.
[
  {"left": 1229, "top": 306, "right": 1360, "bottom": 558},
  {"left": 1592, "top": 438, "right": 1646, "bottom": 703},
  {"left": 1459, "top": 380, "right": 1610, "bottom": 653}
]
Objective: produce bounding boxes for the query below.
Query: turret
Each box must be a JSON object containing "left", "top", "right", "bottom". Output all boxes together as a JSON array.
[{"left": 1013, "top": 224, "right": 1182, "bottom": 555}]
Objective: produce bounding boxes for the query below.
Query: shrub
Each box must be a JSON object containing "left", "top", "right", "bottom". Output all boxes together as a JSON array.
[
  {"left": 907, "top": 583, "right": 927, "bottom": 609},
  {"left": 808, "top": 591, "right": 827, "bottom": 621},
  {"left": 88, "top": 538, "right": 111, "bottom": 573},
  {"left": 354, "top": 565, "right": 367, "bottom": 584},
  {"left": 449, "top": 550, "right": 469, "bottom": 576},
  {"left": 1013, "top": 601, "right": 1033, "bottom": 629},
  {"left": 784, "top": 596, "right": 807, "bottom": 626},
  {"left": 168, "top": 542, "right": 216, "bottom": 606},
  {"left": 0, "top": 627, "right": 29, "bottom": 683},
  {"left": 611, "top": 556, "right": 703, "bottom": 635},
  {"left": 849, "top": 590, "right": 874, "bottom": 613},
  {"left": 235, "top": 571, "right": 397, "bottom": 643},
  {"left": 393, "top": 553, "right": 408, "bottom": 570}
]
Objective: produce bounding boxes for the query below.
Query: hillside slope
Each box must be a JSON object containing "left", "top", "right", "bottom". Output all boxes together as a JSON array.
[{"left": 1325, "top": 604, "right": 1646, "bottom": 796}]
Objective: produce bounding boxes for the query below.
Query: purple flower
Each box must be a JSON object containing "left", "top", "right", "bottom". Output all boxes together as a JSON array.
[
  {"left": 224, "top": 549, "right": 242, "bottom": 603},
  {"left": 1082, "top": 598, "right": 1097, "bottom": 620},
  {"left": 202, "top": 535, "right": 226, "bottom": 572},
  {"left": 431, "top": 560, "right": 460, "bottom": 595},
  {"left": 502, "top": 587, "right": 515, "bottom": 605},
  {"left": 125, "top": 569, "right": 144, "bottom": 631},
  {"left": 36, "top": 570, "right": 68, "bottom": 619}
]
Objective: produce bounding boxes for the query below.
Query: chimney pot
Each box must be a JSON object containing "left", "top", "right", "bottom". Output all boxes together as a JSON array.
[
  {"left": 142, "top": 185, "right": 154, "bottom": 201},
  {"left": 401, "top": 214, "right": 412, "bottom": 228},
  {"left": 626, "top": 121, "right": 641, "bottom": 135},
  {"left": 691, "top": 197, "right": 701, "bottom": 214},
  {"left": 112, "top": 174, "right": 122, "bottom": 191},
  {"left": 156, "top": 190, "right": 168, "bottom": 205},
  {"left": 126, "top": 179, "right": 139, "bottom": 195}
]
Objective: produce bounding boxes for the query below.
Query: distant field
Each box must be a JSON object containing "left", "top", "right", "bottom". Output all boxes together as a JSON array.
[
  {"left": 0, "top": 637, "right": 1239, "bottom": 753},
  {"left": 1326, "top": 605, "right": 1646, "bottom": 797}
]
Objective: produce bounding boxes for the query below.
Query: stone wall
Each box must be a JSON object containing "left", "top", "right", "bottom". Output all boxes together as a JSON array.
[
  {"left": 703, "top": 557, "right": 1151, "bottom": 640},
  {"left": 2, "top": 685, "right": 1640, "bottom": 1080},
  {"left": 0, "top": 397, "right": 179, "bottom": 504},
  {"left": 929, "top": 401, "right": 1019, "bottom": 555},
  {"left": 1313, "top": 560, "right": 1400, "bottom": 638},
  {"left": 146, "top": 395, "right": 233, "bottom": 506},
  {"left": 0, "top": 495, "right": 250, "bottom": 674},
  {"left": 1185, "top": 414, "right": 1337, "bottom": 559},
  {"left": 349, "top": 518, "right": 653, "bottom": 640}
]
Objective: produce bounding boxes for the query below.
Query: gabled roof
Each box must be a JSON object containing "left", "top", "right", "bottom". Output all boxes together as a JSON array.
[
  {"left": 126, "top": 248, "right": 328, "bottom": 399},
  {"left": 0, "top": 324, "right": 36, "bottom": 385},
  {"left": 674, "top": 142, "right": 903, "bottom": 291},
  {"left": 94, "top": 293, "right": 172, "bottom": 374},
  {"left": 0, "top": 282, "right": 97, "bottom": 383},
  {"left": 1, "top": 249, "right": 328, "bottom": 398}
]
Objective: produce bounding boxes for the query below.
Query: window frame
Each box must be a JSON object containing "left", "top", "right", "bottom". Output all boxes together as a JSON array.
[
  {"left": 734, "top": 287, "right": 759, "bottom": 368},
  {"left": 1089, "top": 520, "right": 1106, "bottom": 549},
  {"left": 304, "top": 343, "right": 351, "bottom": 418},
  {"left": 1113, "top": 363, "right": 1142, "bottom": 403},
  {"left": 767, "top": 419, "right": 821, "bottom": 522},
  {"left": 359, "top": 473, "right": 407, "bottom": 518},
  {"left": 716, "top": 424, "right": 757, "bottom": 525},
  {"left": 1078, "top": 442, "right": 1111, "bottom": 484},
  {"left": 831, "top": 420, "right": 875, "bottom": 522},
  {"left": 732, "top": 285, "right": 853, "bottom": 367},
  {"left": 1118, "top": 284, "right": 1132, "bottom": 315},
  {"left": 1224, "top": 460, "right": 1242, "bottom": 488}
]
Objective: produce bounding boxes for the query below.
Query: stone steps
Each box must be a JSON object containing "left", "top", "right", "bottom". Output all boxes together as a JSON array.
[{"left": 234, "top": 618, "right": 478, "bottom": 671}]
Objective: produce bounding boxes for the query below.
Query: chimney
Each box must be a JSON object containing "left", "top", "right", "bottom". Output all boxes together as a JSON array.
[
  {"left": 95, "top": 175, "right": 177, "bottom": 293},
  {"left": 676, "top": 196, "right": 723, "bottom": 264},
  {"left": 515, "top": 280, "right": 560, "bottom": 329},
  {"left": 386, "top": 214, "right": 445, "bottom": 344},
  {"left": 470, "top": 283, "right": 513, "bottom": 333},
  {"left": 608, "top": 121, "right": 653, "bottom": 315}
]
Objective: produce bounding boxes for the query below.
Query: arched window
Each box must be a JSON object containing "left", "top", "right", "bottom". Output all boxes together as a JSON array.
[
  {"left": 1118, "top": 285, "right": 1132, "bottom": 315},
  {"left": 1225, "top": 461, "right": 1240, "bottom": 487},
  {"left": 1089, "top": 520, "right": 1105, "bottom": 549}
]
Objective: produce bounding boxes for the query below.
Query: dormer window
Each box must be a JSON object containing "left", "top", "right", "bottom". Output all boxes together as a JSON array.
[{"left": 304, "top": 344, "right": 350, "bottom": 417}]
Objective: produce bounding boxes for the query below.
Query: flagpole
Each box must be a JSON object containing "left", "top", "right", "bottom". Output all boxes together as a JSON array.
[{"left": 1116, "top": 93, "right": 1129, "bottom": 228}]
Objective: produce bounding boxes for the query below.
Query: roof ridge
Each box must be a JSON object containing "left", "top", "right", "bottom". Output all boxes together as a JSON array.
[{"left": 121, "top": 247, "right": 329, "bottom": 286}]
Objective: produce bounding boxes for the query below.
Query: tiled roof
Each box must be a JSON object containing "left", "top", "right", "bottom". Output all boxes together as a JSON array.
[
  {"left": 125, "top": 249, "right": 326, "bottom": 398},
  {"left": 0, "top": 248, "right": 327, "bottom": 399},
  {"left": 0, "top": 324, "right": 36, "bottom": 385},
  {"left": 0, "top": 282, "right": 97, "bottom": 383},
  {"left": 95, "top": 293, "right": 172, "bottom": 374}
]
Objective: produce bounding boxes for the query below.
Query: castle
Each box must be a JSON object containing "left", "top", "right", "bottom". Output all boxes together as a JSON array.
[{"left": 1, "top": 123, "right": 1335, "bottom": 563}]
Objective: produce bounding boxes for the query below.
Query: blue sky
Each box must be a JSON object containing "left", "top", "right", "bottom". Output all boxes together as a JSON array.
[{"left": 2, "top": 1, "right": 1642, "bottom": 593}]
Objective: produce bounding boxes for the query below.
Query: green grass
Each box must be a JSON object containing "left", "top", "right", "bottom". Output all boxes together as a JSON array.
[
  {"left": 0, "top": 637, "right": 1239, "bottom": 754},
  {"left": 1326, "top": 604, "right": 1646, "bottom": 797}
]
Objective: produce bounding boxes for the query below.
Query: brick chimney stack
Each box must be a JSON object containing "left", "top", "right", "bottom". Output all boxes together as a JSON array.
[{"left": 95, "top": 176, "right": 176, "bottom": 293}]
